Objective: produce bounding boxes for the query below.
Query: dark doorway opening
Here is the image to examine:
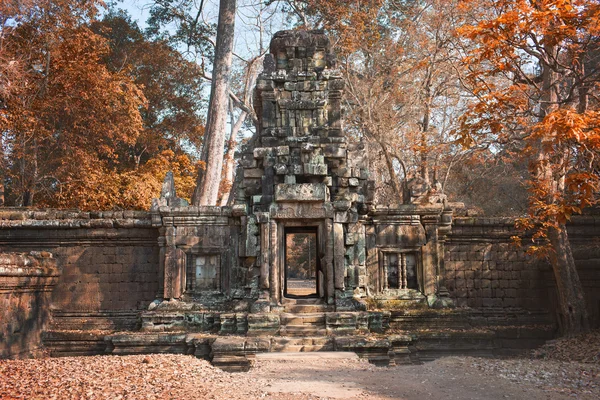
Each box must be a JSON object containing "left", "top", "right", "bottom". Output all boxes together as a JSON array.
[{"left": 284, "top": 227, "right": 319, "bottom": 298}]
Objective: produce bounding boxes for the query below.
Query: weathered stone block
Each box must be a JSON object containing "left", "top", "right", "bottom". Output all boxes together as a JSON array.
[
  {"left": 274, "top": 163, "right": 288, "bottom": 175},
  {"left": 274, "top": 183, "right": 327, "bottom": 202},
  {"left": 253, "top": 147, "right": 271, "bottom": 159},
  {"left": 304, "top": 163, "right": 328, "bottom": 175},
  {"left": 324, "top": 144, "right": 346, "bottom": 158},
  {"left": 245, "top": 168, "right": 264, "bottom": 179},
  {"left": 275, "top": 146, "right": 290, "bottom": 155}
]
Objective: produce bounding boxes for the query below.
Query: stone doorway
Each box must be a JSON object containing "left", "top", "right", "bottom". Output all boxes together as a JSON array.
[{"left": 284, "top": 227, "right": 320, "bottom": 298}]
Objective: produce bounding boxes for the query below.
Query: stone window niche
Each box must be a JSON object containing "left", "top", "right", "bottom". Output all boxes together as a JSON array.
[
  {"left": 186, "top": 254, "right": 221, "bottom": 293},
  {"left": 381, "top": 251, "right": 420, "bottom": 293}
]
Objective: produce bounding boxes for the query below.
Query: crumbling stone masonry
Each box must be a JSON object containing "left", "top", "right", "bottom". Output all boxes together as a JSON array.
[
  {"left": 147, "top": 30, "right": 454, "bottom": 328},
  {"left": 1, "top": 30, "right": 600, "bottom": 365},
  {"left": 0, "top": 252, "right": 59, "bottom": 358}
]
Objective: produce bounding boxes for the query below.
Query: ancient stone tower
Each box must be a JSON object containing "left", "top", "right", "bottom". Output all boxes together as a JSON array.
[
  {"left": 235, "top": 30, "right": 375, "bottom": 311},
  {"left": 147, "top": 30, "right": 454, "bottom": 331}
]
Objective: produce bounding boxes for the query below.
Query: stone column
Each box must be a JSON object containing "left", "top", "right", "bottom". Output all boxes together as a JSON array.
[
  {"left": 251, "top": 212, "right": 272, "bottom": 313},
  {"left": 269, "top": 220, "right": 279, "bottom": 304},
  {"left": 328, "top": 88, "right": 342, "bottom": 137},
  {"left": 259, "top": 218, "right": 270, "bottom": 291},
  {"left": 333, "top": 222, "right": 345, "bottom": 291},
  {"left": 383, "top": 252, "right": 389, "bottom": 290},
  {"left": 163, "top": 226, "right": 187, "bottom": 299},
  {"left": 365, "top": 224, "right": 378, "bottom": 294},
  {"left": 356, "top": 223, "right": 366, "bottom": 289},
  {"left": 420, "top": 216, "right": 440, "bottom": 303},
  {"left": 164, "top": 247, "right": 186, "bottom": 300},
  {"left": 432, "top": 209, "right": 455, "bottom": 308},
  {"left": 156, "top": 228, "right": 166, "bottom": 299},
  {"left": 325, "top": 219, "right": 335, "bottom": 303}
]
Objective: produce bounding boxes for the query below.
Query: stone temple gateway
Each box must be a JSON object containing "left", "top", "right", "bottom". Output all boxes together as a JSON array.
[
  {"left": 9, "top": 30, "right": 599, "bottom": 368},
  {"left": 147, "top": 30, "right": 454, "bottom": 329}
]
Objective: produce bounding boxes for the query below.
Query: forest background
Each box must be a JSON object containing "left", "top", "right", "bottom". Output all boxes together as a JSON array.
[{"left": 0, "top": 0, "right": 542, "bottom": 214}]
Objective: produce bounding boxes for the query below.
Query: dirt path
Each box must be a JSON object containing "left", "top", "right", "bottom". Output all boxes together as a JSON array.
[
  {"left": 250, "top": 353, "right": 600, "bottom": 400},
  {"left": 1, "top": 353, "right": 598, "bottom": 399}
]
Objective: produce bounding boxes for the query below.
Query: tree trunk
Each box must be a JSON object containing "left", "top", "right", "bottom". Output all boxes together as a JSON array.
[
  {"left": 192, "top": 0, "right": 236, "bottom": 206},
  {"left": 218, "top": 107, "right": 247, "bottom": 206},
  {"left": 381, "top": 143, "right": 403, "bottom": 201},
  {"left": 420, "top": 102, "right": 430, "bottom": 185},
  {"left": 420, "top": 71, "right": 432, "bottom": 185},
  {"left": 537, "top": 43, "right": 589, "bottom": 335},
  {"left": 547, "top": 225, "right": 589, "bottom": 335}
]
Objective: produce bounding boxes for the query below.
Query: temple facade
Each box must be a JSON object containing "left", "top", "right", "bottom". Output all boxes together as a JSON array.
[
  {"left": 5, "top": 30, "right": 599, "bottom": 366},
  {"left": 148, "top": 30, "right": 454, "bottom": 320}
]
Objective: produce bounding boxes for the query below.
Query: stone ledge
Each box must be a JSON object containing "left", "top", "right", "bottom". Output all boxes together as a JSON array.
[
  {"left": 0, "top": 252, "right": 59, "bottom": 292},
  {"left": 0, "top": 218, "right": 152, "bottom": 229}
]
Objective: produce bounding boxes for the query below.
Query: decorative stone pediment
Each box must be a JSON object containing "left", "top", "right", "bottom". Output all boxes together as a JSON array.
[{"left": 274, "top": 183, "right": 328, "bottom": 202}]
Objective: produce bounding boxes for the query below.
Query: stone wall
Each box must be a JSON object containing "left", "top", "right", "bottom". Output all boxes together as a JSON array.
[
  {"left": 445, "top": 216, "right": 600, "bottom": 327},
  {"left": 2, "top": 208, "right": 600, "bottom": 348},
  {"left": 0, "top": 210, "right": 160, "bottom": 331},
  {"left": 0, "top": 252, "right": 59, "bottom": 358}
]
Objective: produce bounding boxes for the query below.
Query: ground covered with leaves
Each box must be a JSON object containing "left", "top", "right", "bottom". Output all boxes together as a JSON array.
[{"left": 0, "top": 332, "right": 599, "bottom": 399}]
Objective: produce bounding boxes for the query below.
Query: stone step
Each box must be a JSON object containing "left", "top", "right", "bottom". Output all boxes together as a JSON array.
[
  {"left": 280, "top": 312, "right": 326, "bottom": 325},
  {"left": 279, "top": 325, "right": 327, "bottom": 337},
  {"left": 271, "top": 337, "right": 332, "bottom": 346},
  {"left": 43, "top": 330, "right": 108, "bottom": 357},
  {"left": 211, "top": 354, "right": 252, "bottom": 373},
  {"left": 255, "top": 352, "right": 359, "bottom": 360},
  {"left": 282, "top": 297, "right": 324, "bottom": 305},
  {"left": 270, "top": 344, "right": 334, "bottom": 352},
  {"left": 284, "top": 304, "right": 332, "bottom": 313}
]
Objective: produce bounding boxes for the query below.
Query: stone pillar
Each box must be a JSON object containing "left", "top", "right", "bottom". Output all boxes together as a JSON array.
[
  {"left": 383, "top": 253, "right": 389, "bottom": 290},
  {"left": 328, "top": 88, "right": 342, "bottom": 137},
  {"left": 333, "top": 222, "right": 345, "bottom": 291},
  {"left": 432, "top": 209, "right": 455, "bottom": 308},
  {"left": 269, "top": 220, "right": 279, "bottom": 304},
  {"left": 259, "top": 219, "right": 270, "bottom": 291},
  {"left": 157, "top": 228, "right": 166, "bottom": 299},
  {"left": 325, "top": 219, "right": 335, "bottom": 303},
  {"left": 365, "top": 224, "right": 378, "bottom": 294},
  {"left": 164, "top": 246, "right": 186, "bottom": 300},
  {"left": 163, "top": 226, "right": 186, "bottom": 300},
  {"left": 421, "top": 216, "right": 440, "bottom": 303}
]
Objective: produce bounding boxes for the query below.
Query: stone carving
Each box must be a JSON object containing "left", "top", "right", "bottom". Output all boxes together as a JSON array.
[{"left": 152, "top": 171, "right": 189, "bottom": 210}]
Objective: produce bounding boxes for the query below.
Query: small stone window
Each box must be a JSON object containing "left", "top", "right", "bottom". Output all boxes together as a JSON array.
[
  {"left": 186, "top": 255, "right": 220, "bottom": 292},
  {"left": 384, "top": 252, "right": 418, "bottom": 290}
]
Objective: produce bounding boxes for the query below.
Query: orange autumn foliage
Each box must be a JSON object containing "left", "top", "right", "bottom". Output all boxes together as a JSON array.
[
  {"left": 0, "top": 1, "right": 203, "bottom": 210},
  {"left": 457, "top": 0, "right": 600, "bottom": 333},
  {"left": 457, "top": 0, "right": 600, "bottom": 245},
  {"left": 301, "top": 0, "right": 385, "bottom": 54}
]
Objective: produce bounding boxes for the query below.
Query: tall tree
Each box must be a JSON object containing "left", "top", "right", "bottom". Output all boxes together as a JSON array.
[
  {"left": 192, "top": 0, "right": 236, "bottom": 205},
  {"left": 0, "top": 0, "right": 145, "bottom": 208},
  {"left": 93, "top": 11, "right": 206, "bottom": 167},
  {"left": 458, "top": 0, "right": 600, "bottom": 334},
  {"left": 147, "top": 0, "right": 286, "bottom": 206},
  {"left": 0, "top": 2, "right": 206, "bottom": 209}
]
